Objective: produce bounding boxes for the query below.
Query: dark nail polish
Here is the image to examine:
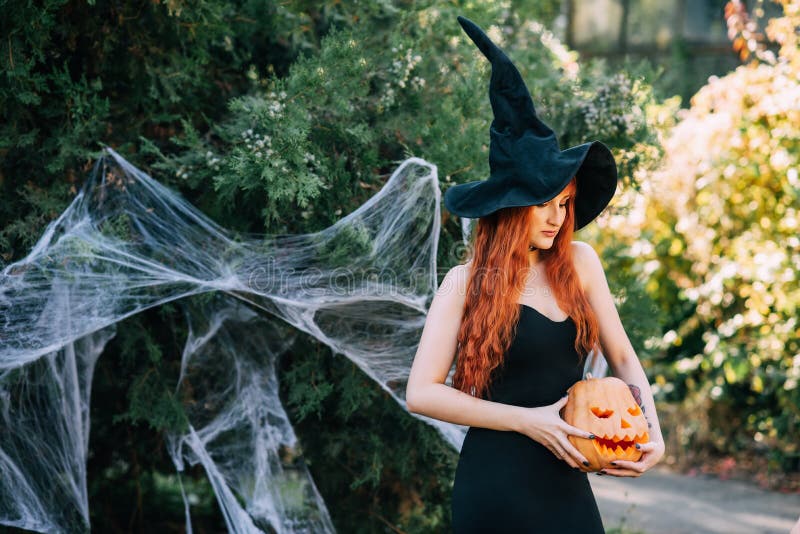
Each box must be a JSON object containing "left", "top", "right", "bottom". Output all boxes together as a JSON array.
[
  {"left": 635, "top": 443, "right": 641, "bottom": 450},
  {"left": 583, "top": 461, "right": 589, "bottom": 466},
  {"left": 588, "top": 434, "right": 596, "bottom": 440},
  {"left": 610, "top": 462, "right": 617, "bottom": 466},
  {"left": 596, "top": 472, "right": 604, "bottom": 476}
]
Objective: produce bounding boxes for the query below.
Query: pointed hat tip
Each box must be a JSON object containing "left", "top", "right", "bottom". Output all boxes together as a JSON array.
[{"left": 456, "top": 15, "right": 499, "bottom": 62}]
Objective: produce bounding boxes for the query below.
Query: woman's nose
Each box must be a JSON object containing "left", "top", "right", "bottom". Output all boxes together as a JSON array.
[{"left": 548, "top": 206, "right": 564, "bottom": 225}]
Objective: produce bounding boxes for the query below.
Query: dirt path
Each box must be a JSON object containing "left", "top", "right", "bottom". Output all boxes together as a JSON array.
[{"left": 591, "top": 467, "right": 800, "bottom": 533}]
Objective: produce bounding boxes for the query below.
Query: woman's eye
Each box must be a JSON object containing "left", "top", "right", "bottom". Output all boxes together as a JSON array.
[{"left": 538, "top": 200, "right": 569, "bottom": 208}]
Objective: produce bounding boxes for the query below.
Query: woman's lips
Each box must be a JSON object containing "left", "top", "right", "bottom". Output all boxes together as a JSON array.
[{"left": 542, "top": 230, "right": 557, "bottom": 236}]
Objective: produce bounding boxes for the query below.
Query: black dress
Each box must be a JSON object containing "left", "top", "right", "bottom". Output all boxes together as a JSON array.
[{"left": 451, "top": 303, "right": 605, "bottom": 533}]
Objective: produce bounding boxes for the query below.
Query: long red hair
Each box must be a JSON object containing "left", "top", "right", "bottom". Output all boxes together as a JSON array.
[{"left": 451, "top": 178, "right": 600, "bottom": 400}]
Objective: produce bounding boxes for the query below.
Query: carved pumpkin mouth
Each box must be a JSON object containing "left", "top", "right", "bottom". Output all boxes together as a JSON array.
[{"left": 592, "top": 432, "right": 649, "bottom": 455}]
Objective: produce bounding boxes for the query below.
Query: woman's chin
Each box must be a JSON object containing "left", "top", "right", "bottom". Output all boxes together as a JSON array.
[{"left": 531, "top": 239, "right": 555, "bottom": 250}]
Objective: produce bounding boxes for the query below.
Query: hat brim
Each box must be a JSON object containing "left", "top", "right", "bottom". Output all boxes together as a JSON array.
[
  {"left": 443, "top": 141, "right": 617, "bottom": 231},
  {"left": 566, "top": 141, "right": 619, "bottom": 231}
]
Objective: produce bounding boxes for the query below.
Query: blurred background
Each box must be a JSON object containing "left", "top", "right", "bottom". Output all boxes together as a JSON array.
[
  {"left": 562, "top": 0, "right": 782, "bottom": 100},
  {"left": 1, "top": 0, "right": 797, "bottom": 532}
]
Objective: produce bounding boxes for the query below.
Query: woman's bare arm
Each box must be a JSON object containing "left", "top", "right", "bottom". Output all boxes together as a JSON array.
[
  {"left": 405, "top": 264, "right": 525, "bottom": 431},
  {"left": 573, "top": 241, "right": 665, "bottom": 475}
]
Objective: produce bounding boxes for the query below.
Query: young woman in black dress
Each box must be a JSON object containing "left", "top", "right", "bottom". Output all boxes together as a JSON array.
[{"left": 406, "top": 17, "right": 665, "bottom": 532}]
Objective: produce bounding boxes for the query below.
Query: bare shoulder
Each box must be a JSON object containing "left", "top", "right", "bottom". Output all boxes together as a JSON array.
[
  {"left": 435, "top": 262, "right": 470, "bottom": 306},
  {"left": 571, "top": 240, "right": 601, "bottom": 263},
  {"left": 570, "top": 240, "right": 605, "bottom": 292}
]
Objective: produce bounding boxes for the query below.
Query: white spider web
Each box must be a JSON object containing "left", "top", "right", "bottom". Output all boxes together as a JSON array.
[{"left": 0, "top": 147, "right": 467, "bottom": 533}]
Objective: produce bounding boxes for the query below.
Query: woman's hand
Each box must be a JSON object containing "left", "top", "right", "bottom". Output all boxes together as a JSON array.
[
  {"left": 515, "top": 394, "right": 596, "bottom": 471},
  {"left": 599, "top": 439, "right": 665, "bottom": 477}
]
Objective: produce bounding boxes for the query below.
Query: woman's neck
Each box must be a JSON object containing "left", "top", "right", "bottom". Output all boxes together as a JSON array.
[{"left": 528, "top": 249, "right": 542, "bottom": 266}]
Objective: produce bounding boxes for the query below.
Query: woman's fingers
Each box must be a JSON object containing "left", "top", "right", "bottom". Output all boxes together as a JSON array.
[
  {"left": 600, "top": 455, "right": 651, "bottom": 476},
  {"left": 601, "top": 460, "right": 646, "bottom": 476},
  {"left": 601, "top": 441, "right": 665, "bottom": 477},
  {"left": 635, "top": 441, "right": 659, "bottom": 453},
  {"left": 598, "top": 466, "right": 643, "bottom": 477},
  {"left": 561, "top": 422, "right": 595, "bottom": 440},
  {"left": 557, "top": 437, "right": 589, "bottom": 467},
  {"left": 543, "top": 436, "right": 575, "bottom": 468},
  {"left": 525, "top": 398, "right": 600, "bottom": 471},
  {"left": 551, "top": 442, "right": 580, "bottom": 469},
  {"left": 546, "top": 430, "right": 587, "bottom": 469}
]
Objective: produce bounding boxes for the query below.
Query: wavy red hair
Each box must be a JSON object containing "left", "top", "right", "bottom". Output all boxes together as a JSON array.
[{"left": 451, "top": 178, "right": 601, "bottom": 400}]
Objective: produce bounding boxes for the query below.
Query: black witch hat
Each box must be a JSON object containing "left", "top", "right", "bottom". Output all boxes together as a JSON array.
[{"left": 444, "top": 16, "right": 618, "bottom": 231}]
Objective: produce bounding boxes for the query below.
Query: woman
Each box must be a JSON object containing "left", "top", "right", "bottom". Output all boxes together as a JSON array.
[{"left": 405, "top": 16, "right": 665, "bottom": 532}]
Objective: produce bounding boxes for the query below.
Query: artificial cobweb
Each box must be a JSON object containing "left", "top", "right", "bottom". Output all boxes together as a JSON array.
[
  {"left": 0, "top": 147, "right": 605, "bottom": 533},
  {"left": 0, "top": 147, "right": 441, "bottom": 532}
]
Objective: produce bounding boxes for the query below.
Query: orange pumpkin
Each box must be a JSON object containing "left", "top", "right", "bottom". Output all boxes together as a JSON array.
[{"left": 561, "top": 376, "right": 649, "bottom": 471}]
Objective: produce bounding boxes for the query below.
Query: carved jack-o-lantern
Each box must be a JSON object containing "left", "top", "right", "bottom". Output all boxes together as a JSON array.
[{"left": 561, "top": 376, "right": 649, "bottom": 471}]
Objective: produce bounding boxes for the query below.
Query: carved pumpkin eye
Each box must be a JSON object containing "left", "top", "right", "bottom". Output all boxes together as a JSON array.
[
  {"left": 628, "top": 406, "right": 641, "bottom": 416},
  {"left": 590, "top": 407, "right": 614, "bottom": 418}
]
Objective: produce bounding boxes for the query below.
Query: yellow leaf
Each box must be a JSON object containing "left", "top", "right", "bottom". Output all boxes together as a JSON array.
[{"left": 752, "top": 375, "right": 764, "bottom": 393}]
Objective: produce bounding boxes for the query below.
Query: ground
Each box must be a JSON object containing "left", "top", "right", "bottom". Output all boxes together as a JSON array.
[{"left": 592, "top": 466, "right": 800, "bottom": 534}]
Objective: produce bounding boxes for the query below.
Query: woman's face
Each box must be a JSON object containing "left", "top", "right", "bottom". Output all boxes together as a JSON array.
[{"left": 529, "top": 189, "right": 571, "bottom": 249}]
